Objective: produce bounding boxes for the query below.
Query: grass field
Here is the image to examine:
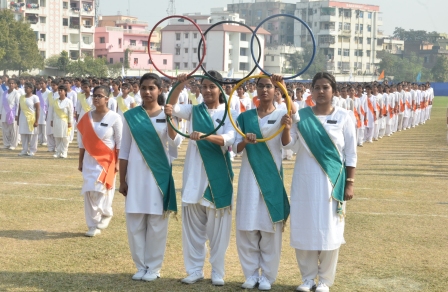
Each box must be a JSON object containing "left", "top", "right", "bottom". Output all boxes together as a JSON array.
[{"left": 0, "top": 97, "right": 447, "bottom": 292}]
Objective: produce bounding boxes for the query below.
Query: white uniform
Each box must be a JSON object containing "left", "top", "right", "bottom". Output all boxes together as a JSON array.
[
  {"left": 48, "top": 98, "right": 73, "bottom": 157},
  {"left": 67, "top": 91, "right": 77, "bottom": 142},
  {"left": 76, "top": 94, "right": 94, "bottom": 148},
  {"left": 79, "top": 111, "right": 122, "bottom": 229},
  {"left": 364, "top": 95, "right": 376, "bottom": 143},
  {"left": 355, "top": 95, "right": 367, "bottom": 146},
  {"left": 107, "top": 97, "right": 117, "bottom": 112},
  {"left": 284, "top": 107, "right": 357, "bottom": 287},
  {"left": 0, "top": 89, "right": 20, "bottom": 149},
  {"left": 374, "top": 93, "right": 383, "bottom": 140},
  {"left": 116, "top": 95, "right": 135, "bottom": 120},
  {"left": 18, "top": 95, "right": 40, "bottom": 155},
  {"left": 403, "top": 91, "right": 412, "bottom": 129},
  {"left": 45, "top": 92, "right": 59, "bottom": 151},
  {"left": 37, "top": 90, "right": 49, "bottom": 144},
  {"left": 237, "top": 96, "right": 252, "bottom": 114}
]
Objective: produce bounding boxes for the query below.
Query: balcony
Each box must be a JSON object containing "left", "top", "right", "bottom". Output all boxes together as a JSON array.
[
  {"left": 319, "top": 41, "right": 336, "bottom": 48},
  {"left": 69, "top": 7, "right": 80, "bottom": 16},
  {"left": 319, "top": 15, "right": 337, "bottom": 22},
  {"left": 123, "top": 29, "right": 151, "bottom": 36},
  {"left": 127, "top": 45, "right": 147, "bottom": 52},
  {"left": 81, "top": 24, "right": 94, "bottom": 33},
  {"left": 116, "top": 19, "right": 148, "bottom": 26},
  {"left": 340, "top": 30, "right": 352, "bottom": 36},
  {"left": 317, "top": 29, "right": 336, "bottom": 35}
]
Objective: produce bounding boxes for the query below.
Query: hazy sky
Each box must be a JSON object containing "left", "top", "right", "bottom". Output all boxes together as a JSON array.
[{"left": 99, "top": 0, "right": 447, "bottom": 36}]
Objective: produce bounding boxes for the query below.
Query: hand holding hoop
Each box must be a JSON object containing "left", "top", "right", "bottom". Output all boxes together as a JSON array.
[{"left": 227, "top": 75, "right": 291, "bottom": 143}]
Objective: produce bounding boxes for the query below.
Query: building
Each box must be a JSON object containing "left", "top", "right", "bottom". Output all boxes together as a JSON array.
[
  {"left": 295, "top": 0, "right": 384, "bottom": 75},
  {"left": 95, "top": 15, "right": 173, "bottom": 71},
  {"left": 264, "top": 45, "right": 303, "bottom": 74},
  {"left": 160, "top": 18, "right": 270, "bottom": 75},
  {"left": 403, "top": 33, "right": 448, "bottom": 69},
  {"left": 382, "top": 37, "right": 404, "bottom": 56},
  {"left": 4, "top": 0, "right": 96, "bottom": 60},
  {"left": 227, "top": 0, "right": 296, "bottom": 45}
]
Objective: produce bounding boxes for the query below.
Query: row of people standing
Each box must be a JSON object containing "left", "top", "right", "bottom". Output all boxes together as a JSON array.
[{"left": 77, "top": 71, "right": 356, "bottom": 292}]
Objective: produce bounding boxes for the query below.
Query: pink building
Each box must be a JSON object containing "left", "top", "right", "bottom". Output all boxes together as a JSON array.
[{"left": 95, "top": 15, "right": 173, "bottom": 71}]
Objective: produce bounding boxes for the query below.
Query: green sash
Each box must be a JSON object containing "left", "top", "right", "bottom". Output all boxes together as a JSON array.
[
  {"left": 237, "top": 109, "right": 290, "bottom": 224},
  {"left": 297, "top": 107, "right": 346, "bottom": 215},
  {"left": 192, "top": 103, "right": 234, "bottom": 209},
  {"left": 123, "top": 106, "right": 177, "bottom": 213}
]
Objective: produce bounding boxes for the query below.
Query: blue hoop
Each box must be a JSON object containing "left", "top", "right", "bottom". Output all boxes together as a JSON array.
[{"left": 250, "top": 14, "right": 316, "bottom": 80}]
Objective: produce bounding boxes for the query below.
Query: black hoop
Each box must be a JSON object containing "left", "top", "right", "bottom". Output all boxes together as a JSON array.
[{"left": 197, "top": 21, "right": 262, "bottom": 85}]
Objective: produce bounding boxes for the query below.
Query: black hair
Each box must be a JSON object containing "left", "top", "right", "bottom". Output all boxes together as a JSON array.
[
  {"left": 139, "top": 73, "right": 164, "bottom": 106},
  {"left": 24, "top": 82, "right": 34, "bottom": 91},
  {"left": 121, "top": 82, "right": 131, "bottom": 90},
  {"left": 93, "top": 85, "right": 111, "bottom": 97},
  {"left": 58, "top": 84, "right": 67, "bottom": 92},
  {"left": 201, "top": 70, "right": 225, "bottom": 104},
  {"left": 311, "top": 72, "right": 337, "bottom": 93},
  {"left": 52, "top": 79, "right": 60, "bottom": 85},
  {"left": 8, "top": 78, "right": 18, "bottom": 85}
]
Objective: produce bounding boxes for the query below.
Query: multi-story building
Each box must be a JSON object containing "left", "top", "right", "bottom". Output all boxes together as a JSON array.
[
  {"left": 403, "top": 35, "right": 448, "bottom": 69},
  {"left": 382, "top": 37, "right": 404, "bottom": 56},
  {"left": 295, "top": 0, "right": 384, "bottom": 75},
  {"left": 4, "top": 0, "right": 96, "bottom": 60},
  {"left": 95, "top": 15, "right": 173, "bottom": 71},
  {"left": 161, "top": 13, "right": 270, "bottom": 75},
  {"left": 227, "top": 0, "right": 296, "bottom": 45},
  {"left": 264, "top": 45, "right": 303, "bottom": 74}
]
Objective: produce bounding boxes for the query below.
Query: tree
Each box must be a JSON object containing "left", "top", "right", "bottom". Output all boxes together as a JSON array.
[
  {"left": 124, "top": 49, "right": 130, "bottom": 69},
  {"left": 377, "top": 51, "right": 434, "bottom": 82},
  {"left": 0, "top": 10, "right": 43, "bottom": 73},
  {"left": 300, "top": 45, "right": 327, "bottom": 79},
  {"left": 285, "top": 51, "right": 304, "bottom": 74},
  {"left": 66, "top": 56, "right": 108, "bottom": 77},
  {"left": 108, "top": 62, "right": 124, "bottom": 78},
  {"left": 45, "top": 54, "right": 60, "bottom": 68},
  {"left": 57, "top": 51, "right": 69, "bottom": 73},
  {"left": 431, "top": 56, "right": 448, "bottom": 82}
]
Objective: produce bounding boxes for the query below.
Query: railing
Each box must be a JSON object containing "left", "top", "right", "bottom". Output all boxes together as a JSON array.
[{"left": 116, "top": 19, "right": 148, "bottom": 26}]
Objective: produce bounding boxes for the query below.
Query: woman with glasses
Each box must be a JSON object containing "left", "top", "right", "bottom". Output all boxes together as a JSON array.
[
  {"left": 48, "top": 85, "right": 73, "bottom": 158},
  {"left": 164, "top": 72, "right": 236, "bottom": 287},
  {"left": 283, "top": 72, "right": 357, "bottom": 292},
  {"left": 17, "top": 82, "right": 40, "bottom": 156},
  {"left": 77, "top": 85, "right": 122, "bottom": 237},
  {"left": 233, "top": 75, "right": 297, "bottom": 291}
]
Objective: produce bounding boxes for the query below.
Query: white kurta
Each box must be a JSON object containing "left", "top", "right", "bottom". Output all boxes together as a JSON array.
[
  {"left": 76, "top": 94, "right": 94, "bottom": 121},
  {"left": 0, "top": 90, "right": 20, "bottom": 122},
  {"left": 18, "top": 95, "right": 39, "bottom": 135},
  {"left": 173, "top": 103, "right": 236, "bottom": 208},
  {"left": 49, "top": 98, "right": 73, "bottom": 138},
  {"left": 119, "top": 110, "right": 182, "bottom": 215},
  {"left": 78, "top": 111, "right": 122, "bottom": 195},
  {"left": 107, "top": 97, "right": 117, "bottom": 112},
  {"left": 116, "top": 95, "right": 135, "bottom": 119},
  {"left": 38, "top": 90, "right": 49, "bottom": 125},
  {"left": 285, "top": 107, "right": 357, "bottom": 251}
]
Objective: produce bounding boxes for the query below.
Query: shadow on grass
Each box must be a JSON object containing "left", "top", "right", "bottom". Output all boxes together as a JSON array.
[
  {"left": 0, "top": 230, "right": 85, "bottom": 240},
  {"left": 0, "top": 272, "right": 298, "bottom": 291}
]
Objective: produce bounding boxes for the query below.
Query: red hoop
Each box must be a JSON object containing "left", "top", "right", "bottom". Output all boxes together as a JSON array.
[{"left": 147, "top": 15, "right": 207, "bottom": 79}]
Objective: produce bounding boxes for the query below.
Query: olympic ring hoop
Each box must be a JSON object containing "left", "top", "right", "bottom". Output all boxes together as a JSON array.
[
  {"left": 166, "top": 75, "right": 228, "bottom": 139},
  {"left": 148, "top": 15, "right": 207, "bottom": 79},
  {"left": 250, "top": 14, "right": 316, "bottom": 80},
  {"left": 227, "top": 75, "right": 292, "bottom": 143},
  {"left": 197, "top": 20, "right": 262, "bottom": 85}
]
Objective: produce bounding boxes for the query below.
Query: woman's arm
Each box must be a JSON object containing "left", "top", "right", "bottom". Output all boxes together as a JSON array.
[
  {"left": 78, "top": 148, "right": 85, "bottom": 172},
  {"left": 34, "top": 102, "right": 40, "bottom": 127},
  {"left": 118, "top": 159, "right": 128, "bottom": 196},
  {"left": 168, "top": 74, "right": 189, "bottom": 105}
]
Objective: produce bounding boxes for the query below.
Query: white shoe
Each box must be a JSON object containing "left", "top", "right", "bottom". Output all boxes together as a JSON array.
[
  {"left": 296, "top": 279, "right": 316, "bottom": 291},
  {"left": 258, "top": 276, "right": 271, "bottom": 291},
  {"left": 181, "top": 270, "right": 204, "bottom": 284},
  {"left": 85, "top": 227, "right": 101, "bottom": 237},
  {"left": 18, "top": 152, "right": 27, "bottom": 156},
  {"left": 315, "top": 282, "right": 329, "bottom": 292},
  {"left": 9, "top": 147, "right": 15, "bottom": 150},
  {"left": 142, "top": 271, "right": 159, "bottom": 282},
  {"left": 241, "top": 275, "right": 258, "bottom": 289},
  {"left": 211, "top": 271, "right": 224, "bottom": 286},
  {"left": 53, "top": 154, "right": 59, "bottom": 158},
  {"left": 28, "top": 152, "right": 35, "bottom": 156},
  {"left": 97, "top": 216, "right": 112, "bottom": 230},
  {"left": 132, "top": 269, "right": 147, "bottom": 280},
  {"left": 42, "top": 142, "right": 47, "bottom": 146},
  {"left": 60, "top": 154, "right": 67, "bottom": 158}
]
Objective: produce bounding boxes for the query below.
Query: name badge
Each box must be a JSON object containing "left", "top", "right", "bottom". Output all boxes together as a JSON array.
[
  {"left": 156, "top": 119, "right": 166, "bottom": 123},
  {"left": 327, "top": 120, "right": 337, "bottom": 124},
  {"left": 100, "top": 123, "right": 108, "bottom": 127},
  {"left": 268, "top": 120, "right": 276, "bottom": 124},
  {"left": 215, "top": 119, "right": 224, "bottom": 125}
]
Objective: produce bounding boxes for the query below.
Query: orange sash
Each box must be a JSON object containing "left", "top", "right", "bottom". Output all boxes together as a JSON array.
[
  {"left": 400, "top": 100, "right": 404, "bottom": 112},
  {"left": 239, "top": 99, "right": 246, "bottom": 113},
  {"left": 353, "top": 107, "right": 361, "bottom": 128},
  {"left": 405, "top": 100, "right": 411, "bottom": 109},
  {"left": 252, "top": 96, "right": 260, "bottom": 108},
  {"left": 359, "top": 102, "right": 367, "bottom": 126},
  {"left": 389, "top": 106, "right": 394, "bottom": 118},
  {"left": 305, "top": 96, "right": 315, "bottom": 107},
  {"left": 367, "top": 97, "right": 375, "bottom": 121},
  {"left": 77, "top": 114, "right": 117, "bottom": 190},
  {"left": 382, "top": 105, "right": 387, "bottom": 116}
]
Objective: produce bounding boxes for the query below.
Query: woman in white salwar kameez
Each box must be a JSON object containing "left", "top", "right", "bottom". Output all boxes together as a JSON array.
[
  {"left": 78, "top": 85, "right": 122, "bottom": 237},
  {"left": 119, "top": 73, "right": 181, "bottom": 282},
  {"left": 48, "top": 85, "right": 73, "bottom": 158},
  {"left": 234, "top": 75, "right": 296, "bottom": 291},
  {"left": 165, "top": 72, "right": 236, "bottom": 287},
  {"left": 283, "top": 72, "right": 357, "bottom": 292},
  {"left": 17, "top": 83, "right": 40, "bottom": 156}
]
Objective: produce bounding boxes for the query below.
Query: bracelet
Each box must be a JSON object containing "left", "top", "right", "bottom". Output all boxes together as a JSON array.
[{"left": 346, "top": 178, "right": 355, "bottom": 183}]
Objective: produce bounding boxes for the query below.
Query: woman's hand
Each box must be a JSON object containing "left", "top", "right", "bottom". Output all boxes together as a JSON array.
[
  {"left": 281, "top": 114, "right": 292, "bottom": 130},
  {"left": 190, "top": 131, "right": 205, "bottom": 141},
  {"left": 244, "top": 133, "right": 257, "bottom": 144},
  {"left": 177, "top": 73, "right": 189, "bottom": 84},
  {"left": 33, "top": 121, "right": 38, "bottom": 127},
  {"left": 115, "top": 162, "right": 119, "bottom": 172},
  {"left": 68, "top": 123, "right": 72, "bottom": 128},
  {"left": 344, "top": 182, "right": 354, "bottom": 201},
  {"left": 164, "top": 104, "right": 173, "bottom": 117},
  {"left": 119, "top": 181, "right": 128, "bottom": 197},
  {"left": 78, "top": 164, "right": 82, "bottom": 172}
]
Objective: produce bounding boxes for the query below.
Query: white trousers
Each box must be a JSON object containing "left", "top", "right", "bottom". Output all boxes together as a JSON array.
[
  {"left": 236, "top": 224, "right": 283, "bottom": 284},
  {"left": 373, "top": 121, "right": 380, "bottom": 139},
  {"left": 54, "top": 137, "right": 69, "bottom": 156},
  {"left": 295, "top": 249, "right": 340, "bottom": 287},
  {"left": 182, "top": 204, "right": 232, "bottom": 278},
  {"left": 20, "top": 134, "right": 38, "bottom": 154},
  {"left": 397, "top": 114, "right": 404, "bottom": 131},
  {"left": 84, "top": 190, "right": 114, "bottom": 228},
  {"left": 126, "top": 213, "right": 169, "bottom": 273},
  {"left": 38, "top": 124, "right": 47, "bottom": 144},
  {"left": 403, "top": 117, "right": 410, "bottom": 129},
  {"left": 47, "top": 134, "right": 55, "bottom": 151},
  {"left": 69, "top": 121, "right": 76, "bottom": 142},
  {"left": 365, "top": 127, "right": 374, "bottom": 142},
  {"left": 2, "top": 122, "right": 18, "bottom": 148},
  {"left": 357, "top": 128, "right": 364, "bottom": 145}
]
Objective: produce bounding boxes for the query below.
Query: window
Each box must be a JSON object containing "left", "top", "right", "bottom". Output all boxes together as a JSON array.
[
  {"left": 110, "top": 58, "right": 113, "bottom": 64},
  {"left": 192, "top": 62, "right": 197, "bottom": 67},
  {"left": 343, "top": 49, "right": 350, "bottom": 56},
  {"left": 134, "top": 58, "right": 138, "bottom": 65},
  {"left": 193, "top": 33, "right": 198, "bottom": 39},
  {"left": 175, "top": 48, "right": 180, "bottom": 55},
  {"left": 142, "top": 41, "right": 148, "bottom": 47},
  {"left": 148, "top": 59, "right": 152, "bottom": 64},
  {"left": 184, "top": 62, "right": 188, "bottom": 68},
  {"left": 63, "top": 18, "right": 68, "bottom": 26},
  {"left": 184, "top": 33, "right": 189, "bottom": 38},
  {"left": 337, "top": 61, "right": 342, "bottom": 69},
  {"left": 354, "top": 50, "right": 363, "bottom": 57},
  {"left": 62, "top": 35, "right": 68, "bottom": 43},
  {"left": 359, "top": 37, "right": 363, "bottom": 43},
  {"left": 344, "top": 10, "right": 351, "bottom": 17},
  {"left": 40, "top": 34, "right": 46, "bottom": 41},
  {"left": 366, "top": 63, "right": 371, "bottom": 70},
  {"left": 240, "top": 33, "right": 247, "bottom": 41},
  {"left": 175, "top": 62, "right": 180, "bottom": 69},
  {"left": 359, "top": 24, "right": 363, "bottom": 31},
  {"left": 367, "top": 50, "right": 371, "bottom": 57},
  {"left": 338, "top": 22, "right": 342, "bottom": 30},
  {"left": 343, "top": 23, "right": 350, "bottom": 30},
  {"left": 163, "top": 59, "right": 167, "bottom": 65},
  {"left": 239, "top": 62, "right": 248, "bottom": 71},
  {"left": 367, "top": 25, "right": 372, "bottom": 32},
  {"left": 193, "top": 48, "right": 197, "bottom": 54},
  {"left": 338, "top": 48, "right": 342, "bottom": 56},
  {"left": 39, "top": 51, "right": 46, "bottom": 58},
  {"left": 203, "top": 63, "right": 206, "bottom": 69},
  {"left": 271, "top": 56, "right": 275, "bottom": 61},
  {"left": 240, "top": 48, "right": 247, "bottom": 56},
  {"left": 120, "top": 58, "right": 124, "bottom": 63},
  {"left": 99, "top": 37, "right": 105, "bottom": 43},
  {"left": 367, "top": 38, "right": 371, "bottom": 45},
  {"left": 62, "top": 1, "right": 68, "bottom": 9},
  {"left": 175, "top": 33, "right": 180, "bottom": 41},
  {"left": 130, "top": 40, "right": 136, "bottom": 46},
  {"left": 118, "top": 38, "right": 122, "bottom": 48},
  {"left": 359, "top": 11, "right": 364, "bottom": 18},
  {"left": 40, "top": 17, "right": 46, "bottom": 23},
  {"left": 184, "top": 48, "right": 188, "bottom": 53},
  {"left": 355, "top": 24, "right": 359, "bottom": 31},
  {"left": 368, "top": 12, "right": 372, "bottom": 19},
  {"left": 40, "top": 0, "right": 46, "bottom": 7}
]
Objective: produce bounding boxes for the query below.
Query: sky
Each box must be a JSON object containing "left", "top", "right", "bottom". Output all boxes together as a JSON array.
[{"left": 99, "top": 0, "right": 447, "bottom": 36}]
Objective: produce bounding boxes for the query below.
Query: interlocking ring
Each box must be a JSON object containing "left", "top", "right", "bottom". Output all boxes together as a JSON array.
[
  {"left": 197, "top": 20, "right": 262, "bottom": 85},
  {"left": 250, "top": 14, "right": 316, "bottom": 80},
  {"left": 227, "top": 75, "right": 292, "bottom": 142},
  {"left": 166, "top": 75, "right": 228, "bottom": 139},
  {"left": 148, "top": 15, "right": 206, "bottom": 79}
]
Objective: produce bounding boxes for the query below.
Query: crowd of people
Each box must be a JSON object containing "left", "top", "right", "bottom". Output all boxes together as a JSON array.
[{"left": 0, "top": 71, "right": 435, "bottom": 292}]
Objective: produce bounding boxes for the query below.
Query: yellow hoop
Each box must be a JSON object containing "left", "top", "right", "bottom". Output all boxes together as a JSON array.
[{"left": 227, "top": 75, "right": 292, "bottom": 143}]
